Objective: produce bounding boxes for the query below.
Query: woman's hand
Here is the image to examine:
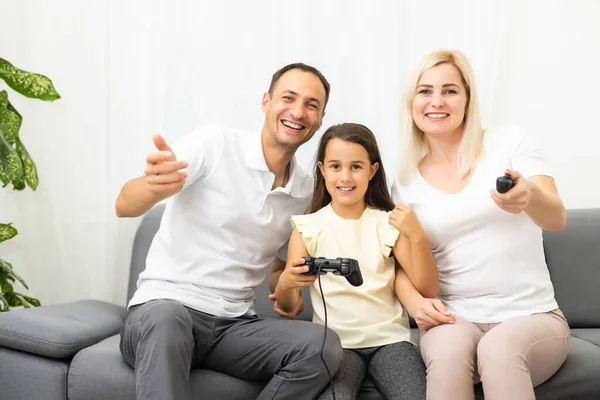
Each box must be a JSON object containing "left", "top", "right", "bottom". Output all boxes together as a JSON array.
[
  {"left": 389, "top": 204, "right": 425, "bottom": 239},
  {"left": 490, "top": 169, "right": 532, "bottom": 213},
  {"left": 410, "top": 298, "right": 455, "bottom": 332}
]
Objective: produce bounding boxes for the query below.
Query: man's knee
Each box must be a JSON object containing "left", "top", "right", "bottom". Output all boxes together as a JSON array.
[
  {"left": 292, "top": 323, "right": 343, "bottom": 376},
  {"left": 137, "top": 300, "right": 194, "bottom": 346}
]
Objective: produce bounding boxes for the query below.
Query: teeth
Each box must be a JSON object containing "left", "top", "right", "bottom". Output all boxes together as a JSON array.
[
  {"left": 339, "top": 187, "right": 353, "bottom": 192},
  {"left": 282, "top": 121, "right": 303, "bottom": 129},
  {"left": 427, "top": 113, "right": 449, "bottom": 119}
]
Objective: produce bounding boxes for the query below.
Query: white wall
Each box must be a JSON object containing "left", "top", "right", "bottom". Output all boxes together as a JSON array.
[{"left": 1, "top": 0, "right": 599, "bottom": 307}]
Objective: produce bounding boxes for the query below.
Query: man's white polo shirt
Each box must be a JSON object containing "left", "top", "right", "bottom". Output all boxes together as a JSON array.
[{"left": 128, "top": 124, "right": 314, "bottom": 317}]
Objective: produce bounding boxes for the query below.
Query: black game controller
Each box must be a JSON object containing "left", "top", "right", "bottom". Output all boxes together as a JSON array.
[
  {"left": 301, "top": 256, "right": 363, "bottom": 287},
  {"left": 496, "top": 173, "right": 514, "bottom": 194}
]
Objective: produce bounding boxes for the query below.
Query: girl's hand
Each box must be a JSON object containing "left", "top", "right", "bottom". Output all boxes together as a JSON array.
[
  {"left": 490, "top": 169, "right": 532, "bottom": 213},
  {"left": 389, "top": 204, "right": 425, "bottom": 239},
  {"left": 279, "top": 258, "right": 318, "bottom": 290},
  {"left": 411, "top": 298, "right": 455, "bottom": 332}
]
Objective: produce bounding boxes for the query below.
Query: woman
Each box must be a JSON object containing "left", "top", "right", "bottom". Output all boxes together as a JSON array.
[{"left": 391, "top": 49, "right": 570, "bottom": 400}]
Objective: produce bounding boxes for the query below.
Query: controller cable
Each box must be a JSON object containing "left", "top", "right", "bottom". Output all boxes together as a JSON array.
[{"left": 316, "top": 261, "right": 336, "bottom": 400}]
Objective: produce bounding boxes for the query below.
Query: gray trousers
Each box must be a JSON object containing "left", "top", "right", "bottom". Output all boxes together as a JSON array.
[
  {"left": 119, "top": 299, "right": 343, "bottom": 400},
  {"left": 318, "top": 341, "right": 427, "bottom": 400}
]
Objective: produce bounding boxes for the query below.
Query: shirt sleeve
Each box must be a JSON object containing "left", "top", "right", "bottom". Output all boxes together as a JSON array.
[
  {"left": 378, "top": 212, "right": 400, "bottom": 257},
  {"left": 171, "top": 123, "right": 224, "bottom": 189},
  {"left": 290, "top": 214, "right": 320, "bottom": 256},
  {"left": 508, "top": 125, "right": 552, "bottom": 179}
]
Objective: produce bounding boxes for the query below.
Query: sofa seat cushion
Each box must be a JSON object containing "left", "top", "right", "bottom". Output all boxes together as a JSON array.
[
  {"left": 571, "top": 328, "right": 600, "bottom": 347},
  {"left": 530, "top": 336, "right": 600, "bottom": 399},
  {"left": 0, "top": 300, "right": 126, "bottom": 358},
  {"left": 67, "top": 335, "right": 266, "bottom": 400},
  {"left": 0, "top": 346, "right": 69, "bottom": 400}
]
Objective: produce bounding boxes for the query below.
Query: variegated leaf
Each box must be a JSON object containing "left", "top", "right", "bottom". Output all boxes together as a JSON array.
[
  {"left": 0, "top": 222, "right": 18, "bottom": 243},
  {"left": 0, "top": 127, "right": 25, "bottom": 190},
  {"left": 0, "top": 58, "right": 60, "bottom": 101},
  {"left": 0, "top": 294, "right": 9, "bottom": 312},
  {"left": 0, "top": 170, "right": 9, "bottom": 186},
  {"left": 15, "top": 140, "right": 38, "bottom": 190},
  {"left": 0, "top": 91, "right": 22, "bottom": 145},
  {"left": 4, "top": 292, "right": 22, "bottom": 307},
  {"left": 0, "top": 279, "right": 13, "bottom": 293},
  {"left": 16, "top": 292, "right": 40, "bottom": 307},
  {"left": 0, "top": 258, "right": 28, "bottom": 289}
]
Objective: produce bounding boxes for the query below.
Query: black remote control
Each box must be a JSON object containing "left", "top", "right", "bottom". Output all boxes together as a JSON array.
[{"left": 496, "top": 173, "right": 513, "bottom": 193}]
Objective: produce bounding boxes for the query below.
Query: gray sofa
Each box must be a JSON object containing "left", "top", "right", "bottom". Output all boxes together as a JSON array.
[{"left": 1, "top": 206, "right": 599, "bottom": 400}]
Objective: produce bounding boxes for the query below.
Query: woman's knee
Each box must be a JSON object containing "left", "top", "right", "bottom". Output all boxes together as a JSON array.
[
  {"left": 420, "top": 322, "right": 479, "bottom": 370},
  {"left": 477, "top": 331, "right": 521, "bottom": 369}
]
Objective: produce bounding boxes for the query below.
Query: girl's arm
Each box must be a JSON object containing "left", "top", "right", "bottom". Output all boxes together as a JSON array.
[
  {"left": 273, "top": 228, "right": 317, "bottom": 313},
  {"left": 390, "top": 205, "right": 439, "bottom": 298},
  {"left": 394, "top": 265, "right": 454, "bottom": 331}
]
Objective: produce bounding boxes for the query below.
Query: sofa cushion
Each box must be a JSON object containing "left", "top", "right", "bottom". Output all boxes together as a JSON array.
[
  {"left": 543, "top": 209, "right": 600, "bottom": 328},
  {"left": 0, "top": 299, "right": 126, "bottom": 358},
  {"left": 533, "top": 336, "right": 600, "bottom": 399},
  {"left": 68, "top": 335, "right": 266, "bottom": 400},
  {"left": 0, "top": 346, "right": 69, "bottom": 400},
  {"left": 571, "top": 328, "right": 600, "bottom": 347}
]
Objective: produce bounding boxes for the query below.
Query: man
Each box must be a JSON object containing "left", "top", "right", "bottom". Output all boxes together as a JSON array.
[{"left": 115, "top": 63, "right": 342, "bottom": 400}]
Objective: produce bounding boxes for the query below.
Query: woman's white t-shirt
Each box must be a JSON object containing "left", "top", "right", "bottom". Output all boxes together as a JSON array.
[{"left": 391, "top": 126, "right": 559, "bottom": 323}]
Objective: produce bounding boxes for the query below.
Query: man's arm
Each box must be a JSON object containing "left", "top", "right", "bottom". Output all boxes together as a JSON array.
[
  {"left": 115, "top": 134, "right": 188, "bottom": 218},
  {"left": 268, "top": 258, "right": 286, "bottom": 294}
]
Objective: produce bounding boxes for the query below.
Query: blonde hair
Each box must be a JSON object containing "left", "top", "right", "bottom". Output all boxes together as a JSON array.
[{"left": 397, "top": 49, "right": 484, "bottom": 184}]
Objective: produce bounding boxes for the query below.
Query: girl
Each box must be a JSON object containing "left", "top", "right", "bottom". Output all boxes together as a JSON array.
[{"left": 275, "top": 123, "right": 444, "bottom": 400}]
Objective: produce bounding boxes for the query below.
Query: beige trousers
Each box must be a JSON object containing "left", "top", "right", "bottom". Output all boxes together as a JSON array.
[{"left": 419, "top": 309, "right": 570, "bottom": 400}]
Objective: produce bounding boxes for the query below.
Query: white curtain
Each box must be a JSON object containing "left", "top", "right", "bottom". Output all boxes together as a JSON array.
[{"left": 1, "top": 0, "right": 599, "bottom": 307}]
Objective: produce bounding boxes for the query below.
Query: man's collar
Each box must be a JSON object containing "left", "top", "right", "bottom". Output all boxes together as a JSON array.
[{"left": 243, "top": 133, "right": 306, "bottom": 198}]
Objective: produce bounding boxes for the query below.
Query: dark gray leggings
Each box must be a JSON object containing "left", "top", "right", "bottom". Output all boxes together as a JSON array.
[{"left": 318, "top": 341, "right": 426, "bottom": 400}]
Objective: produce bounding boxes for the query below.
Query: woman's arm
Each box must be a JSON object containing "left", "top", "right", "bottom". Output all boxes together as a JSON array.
[
  {"left": 490, "top": 170, "right": 566, "bottom": 231},
  {"left": 525, "top": 176, "right": 566, "bottom": 231},
  {"left": 394, "top": 265, "right": 454, "bottom": 331}
]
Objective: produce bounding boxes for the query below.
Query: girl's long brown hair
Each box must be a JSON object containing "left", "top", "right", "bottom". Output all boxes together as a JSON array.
[{"left": 308, "top": 123, "right": 395, "bottom": 214}]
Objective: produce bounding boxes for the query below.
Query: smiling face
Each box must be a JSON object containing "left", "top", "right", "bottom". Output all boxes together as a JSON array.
[
  {"left": 261, "top": 69, "right": 326, "bottom": 151},
  {"left": 318, "top": 138, "right": 379, "bottom": 218},
  {"left": 411, "top": 62, "right": 468, "bottom": 139}
]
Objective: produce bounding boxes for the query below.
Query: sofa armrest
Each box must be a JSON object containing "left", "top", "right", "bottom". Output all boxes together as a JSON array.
[{"left": 0, "top": 299, "right": 126, "bottom": 359}]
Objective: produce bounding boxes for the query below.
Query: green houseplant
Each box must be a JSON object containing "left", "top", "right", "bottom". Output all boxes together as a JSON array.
[{"left": 0, "top": 58, "right": 61, "bottom": 311}]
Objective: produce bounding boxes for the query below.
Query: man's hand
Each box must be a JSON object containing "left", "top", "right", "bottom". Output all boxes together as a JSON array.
[
  {"left": 278, "top": 258, "right": 318, "bottom": 290},
  {"left": 144, "top": 134, "right": 189, "bottom": 197},
  {"left": 269, "top": 293, "right": 304, "bottom": 319},
  {"left": 410, "top": 298, "right": 455, "bottom": 332},
  {"left": 490, "top": 169, "right": 531, "bottom": 214},
  {"left": 389, "top": 204, "right": 425, "bottom": 239}
]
